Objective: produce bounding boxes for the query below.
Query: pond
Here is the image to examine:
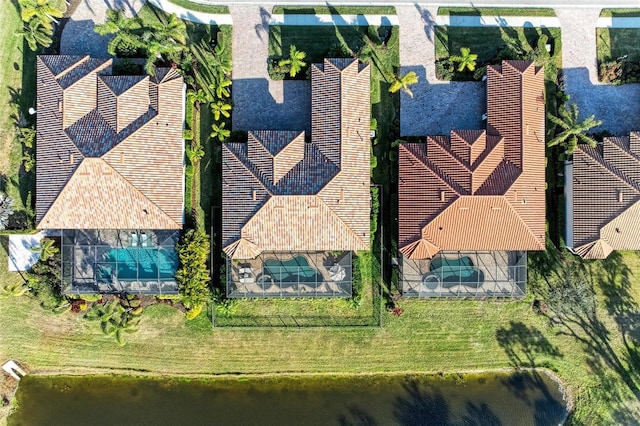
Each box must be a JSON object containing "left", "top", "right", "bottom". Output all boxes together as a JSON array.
[{"left": 8, "top": 371, "right": 569, "bottom": 425}]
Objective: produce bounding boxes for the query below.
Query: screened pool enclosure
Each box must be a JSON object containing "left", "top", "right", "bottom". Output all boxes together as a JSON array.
[
  {"left": 400, "top": 251, "right": 527, "bottom": 298},
  {"left": 227, "top": 251, "right": 353, "bottom": 298},
  {"left": 61, "top": 229, "right": 180, "bottom": 295}
]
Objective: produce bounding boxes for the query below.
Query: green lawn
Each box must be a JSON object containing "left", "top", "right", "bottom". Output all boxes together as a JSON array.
[
  {"left": 216, "top": 251, "right": 380, "bottom": 326},
  {"left": 438, "top": 7, "right": 556, "bottom": 17},
  {"left": 0, "top": 4, "right": 36, "bottom": 227},
  {"left": 434, "top": 26, "right": 562, "bottom": 82},
  {"left": 165, "top": 0, "right": 229, "bottom": 14},
  {"left": 597, "top": 28, "right": 640, "bottom": 63},
  {"left": 272, "top": 6, "right": 396, "bottom": 15},
  {"left": 3, "top": 241, "right": 640, "bottom": 423},
  {"left": 599, "top": 8, "right": 640, "bottom": 17}
]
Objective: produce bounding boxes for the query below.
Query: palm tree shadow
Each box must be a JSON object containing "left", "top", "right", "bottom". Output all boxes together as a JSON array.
[
  {"left": 414, "top": 4, "right": 435, "bottom": 42},
  {"left": 460, "top": 401, "right": 502, "bottom": 426},
  {"left": 393, "top": 380, "right": 449, "bottom": 426}
]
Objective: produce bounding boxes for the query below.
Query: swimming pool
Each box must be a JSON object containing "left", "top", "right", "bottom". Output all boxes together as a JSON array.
[{"left": 101, "top": 247, "right": 178, "bottom": 281}]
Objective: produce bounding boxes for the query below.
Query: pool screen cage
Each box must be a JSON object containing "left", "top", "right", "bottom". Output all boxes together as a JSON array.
[
  {"left": 226, "top": 251, "right": 353, "bottom": 298},
  {"left": 61, "top": 229, "right": 180, "bottom": 295},
  {"left": 400, "top": 250, "right": 527, "bottom": 298}
]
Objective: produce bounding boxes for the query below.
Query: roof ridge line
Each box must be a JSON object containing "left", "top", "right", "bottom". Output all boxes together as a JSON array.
[
  {"left": 315, "top": 195, "right": 368, "bottom": 249},
  {"left": 582, "top": 147, "right": 640, "bottom": 195},
  {"left": 96, "top": 158, "right": 181, "bottom": 228},
  {"left": 402, "top": 144, "right": 462, "bottom": 195},
  {"left": 225, "top": 143, "right": 274, "bottom": 195},
  {"left": 503, "top": 195, "right": 545, "bottom": 249}
]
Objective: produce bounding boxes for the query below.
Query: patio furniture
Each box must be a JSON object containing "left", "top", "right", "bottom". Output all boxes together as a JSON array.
[
  {"left": 329, "top": 264, "right": 346, "bottom": 282},
  {"left": 140, "top": 232, "right": 149, "bottom": 247},
  {"left": 240, "top": 276, "right": 255, "bottom": 284},
  {"left": 239, "top": 267, "right": 253, "bottom": 275},
  {"left": 130, "top": 232, "right": 139, "bottom": 247}
]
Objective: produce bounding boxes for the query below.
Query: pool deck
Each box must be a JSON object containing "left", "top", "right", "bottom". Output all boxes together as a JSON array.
[{"left": 227, "top": 251, "right": 352, "bottom": 297}]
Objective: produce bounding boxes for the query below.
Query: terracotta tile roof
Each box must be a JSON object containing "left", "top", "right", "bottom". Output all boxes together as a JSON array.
[
  {"left": 222, "top": 58, "right": 370, "bottom": 259},
  {"left": 36, "top": 55, "right": 184, "bottom": 230},
  {"left": 399, "top": 60, "right": 546, "bottom": 258},
  {"left": 570, "top": 135, "right": 640, "bottom": 258}
]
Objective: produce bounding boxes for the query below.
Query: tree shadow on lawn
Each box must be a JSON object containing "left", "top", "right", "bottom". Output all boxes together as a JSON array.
[{"left": 532, "top": 257, "right": 640, "bottom": 421}]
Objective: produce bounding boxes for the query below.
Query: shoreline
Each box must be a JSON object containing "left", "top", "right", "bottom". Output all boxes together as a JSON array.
[{"left": 3, "top": 366, "right": 574, "bottom": 424}]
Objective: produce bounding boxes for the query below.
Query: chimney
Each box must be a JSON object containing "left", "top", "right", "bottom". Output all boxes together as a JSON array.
[
  {"left": 252, "top": 190, "right": 257, "bottom": 201},
  {"left": 618, "top": 190, "right": 623, "bottom": 203},
  {"left": 440, "top": 190, "right": 446, "bottom": 202},
  {"left": 69, "top": 153, "right": 74, "bottom": 164}
]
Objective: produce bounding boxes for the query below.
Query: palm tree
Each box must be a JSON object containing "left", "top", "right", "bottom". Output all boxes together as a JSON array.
[
  {"left": 211, "top": 78, "right": 232, "bottom": 99},
  {"left": 278, "top": 45, "right": 307, "bottom": 77},
  {"left": 211, "top": 101, "right": 231, "bottom": 121},
  {"left": 32, "top": 237, "right": 59, "bottom": 262},
  {"left": 86, "top": 299, "right": 142, "bottom": 346},
  {"left": 0, "top": 282, "right": 29, "bottom": 298},
  {"left": 143, "top": 37, "right": 187, "bottom": 76},
  {"left": 94, "top": 9, "right": 139, "bottom": 36},
  {"left": 186, "top": 143, "right": 204, "bottom": 163},
  {"left": 19, "top": 0, "right": 65, "bottom": 25},
  {"left": 547, "top": 103, "right": 602, "bottom": 154},
  {"left": 94, "top": 9, "right": 143, "bottom": 57},
  {"left": 0, "top": 193, "right": 14, "bottom": 230},
  {"left": 187, "top": 88, "right": 209, "bottom": 111},
  {"left": 389, "top": 71, "right": 419, "bottom": 98},
  {"left": 149, "top": 12, "right": 186, "bottom": 45},
  {"left": 450, "top": 47, "right": 478, "bottom": 72},
  {"left": 19, "top": 18, "right": 53, "bottom": 51},
  {"left": 210, "top": 122, "right": 230, "bottom": 141}
]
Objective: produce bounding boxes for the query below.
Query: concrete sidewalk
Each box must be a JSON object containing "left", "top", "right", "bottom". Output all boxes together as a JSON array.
[
  {"left": 269, "top": 14, "right": 398, "bottom": 26},
  {"left": 436, "top": 15, "right": 560, "bottom": 27},
  {"left": 148, "top": 0, "right": 232, "bottom": 24}
]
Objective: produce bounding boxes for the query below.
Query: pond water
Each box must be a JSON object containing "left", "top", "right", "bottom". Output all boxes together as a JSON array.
[{"left": 8, "top": 372, "right": 568, "bottom": 426}]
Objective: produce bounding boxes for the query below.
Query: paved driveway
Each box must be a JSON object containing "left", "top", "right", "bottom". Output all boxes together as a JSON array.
[
  {"left": 230, "top": 5, "right": 311, "bottom": 133},
  {"left": 61, "top": 0, "right": 145, "bottom": 57},
  {"left": 398, "top": 5, "right": 484, "bottom": 137},
  {"left": 556, "top": 7, "right": 640, "bottom": 134}
]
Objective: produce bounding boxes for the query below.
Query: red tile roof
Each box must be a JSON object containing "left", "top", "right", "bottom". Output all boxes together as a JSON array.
[
  {"left": 570, "top": 134, "right": 640, "bottom": 258},
  {"left": 399, "top": 60, "right": 546, "bottom": 259},
  {"left": 36, "top": 55, "right": 184, "bottom": 230},
  {"left": 222, "top": 58, "right": 370, "bottom": 259}
]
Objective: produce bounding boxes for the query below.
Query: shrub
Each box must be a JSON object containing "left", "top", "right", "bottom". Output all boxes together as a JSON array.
[
  {"left": 267, "top": 59, "right": 287, "bottom": 80},
  {"left": 435, "top": 58, "right": 455, "bottom": 80},
  {"left": 370, "top": 118, "right": 378, "bottom": 131},
  {"left": 183, "top": 129, "right": 193, "bottom": 141},
  {"left": 326, "top": 43, "right": 352, "bottom": 58},
  {"left": 176, "top": 230, "right": 211, "bottom": 314},
  {"left": 114, "top": 38, "right": 143, "bottom": 58}
]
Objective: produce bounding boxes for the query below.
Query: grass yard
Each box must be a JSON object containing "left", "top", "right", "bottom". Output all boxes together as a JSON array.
[
  {"left": 438, "top": 7, "right": 556, "bottom": 17},
  {"left": 600, "top": 8, "right": 640, "bottom": 17},
  {"left": 434, "top": 26, "right": 562, "bottom": 83},
  {"left": 597, "top": 28, "right": 640, "bottom": 63},
  {"left": 3, "top": 236, "right": 640, "bottom": 423},
  {"left": 165, "top": 0, "right": 229, "bottom": 14},
  {"left": 272, "top": 6, "right": 396, "bottom": 15},
  {"left": 0, "top": 4, "right": 36, "bottom": 226},
  {"left": 215, "top": 251, "right": 380, "bottom": 326}
]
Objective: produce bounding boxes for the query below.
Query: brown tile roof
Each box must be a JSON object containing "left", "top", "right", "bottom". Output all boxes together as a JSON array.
[
  {"left": 36, "top": 55, "right": 184, "bottom": 230},
  {"left": 570, "top": 135, "right": 640, "bottom": 258},
  {"left": 399, "top": 60, "right": 546, "bottom": 259},
  {"left": 222, "top": 58, "right": 370, "bottom": 259}
]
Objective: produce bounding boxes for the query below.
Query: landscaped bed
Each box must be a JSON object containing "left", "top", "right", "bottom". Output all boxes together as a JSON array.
[{"left": 596, "top": 27, "right": 640, "bottom": 84}]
